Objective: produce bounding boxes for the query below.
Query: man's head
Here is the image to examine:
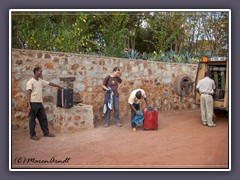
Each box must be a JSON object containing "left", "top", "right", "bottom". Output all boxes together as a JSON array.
[
  {"left": 112, "top": 67, "right": 121, "bottom": 77},
  {"left": 136, "top": 90, "right": 142, "bottom": 99},
  {"left": 205, "top": 71, "right": 211, "bottom": 78},
  {"left": 33, "top": 67, "right": 42, "bottom": 78}
]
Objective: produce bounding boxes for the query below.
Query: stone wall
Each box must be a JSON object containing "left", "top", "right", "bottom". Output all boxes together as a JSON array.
[
  {"left": 53, "top": 104, "right": 94, "bottom": 133},
  {"left": 11, "top": 49, "right": 198, "bottom": 129}
]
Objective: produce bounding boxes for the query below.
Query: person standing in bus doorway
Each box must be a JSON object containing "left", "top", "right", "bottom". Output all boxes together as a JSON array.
[{"left": 196, "top": 71, "right": 216, "bottom": 127}]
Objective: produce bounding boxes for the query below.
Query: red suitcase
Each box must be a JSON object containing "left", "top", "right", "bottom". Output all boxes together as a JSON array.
[{"left": 143, "top": 107, "right": 158, "bottom": 130}]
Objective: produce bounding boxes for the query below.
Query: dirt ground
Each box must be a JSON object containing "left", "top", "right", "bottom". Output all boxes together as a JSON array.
[{"left": 11, "top": 109, "right": 229, "bottom": 169}]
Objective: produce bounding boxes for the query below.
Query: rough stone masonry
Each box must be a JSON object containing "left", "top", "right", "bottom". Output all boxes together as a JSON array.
[{"left": 11, "top": 49, "right": 198, "bottom": 130}]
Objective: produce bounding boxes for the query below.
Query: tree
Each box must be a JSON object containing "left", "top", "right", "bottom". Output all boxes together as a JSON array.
[
  {"left": 11, "top": 11, "right": 229, "bottom": 59},
  {"left": 12, "top": 12, "right": 98, "bottom": 53},
  {"left": 201, "top": 11, "right": 229, "bottom": 56},
  {"left": 146, "top": 12, "right": 186, "bottom": 53}
]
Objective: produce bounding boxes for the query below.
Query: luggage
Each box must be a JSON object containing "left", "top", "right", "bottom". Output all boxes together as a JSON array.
[
  {"left": 143, "top": 107, "right": 158, "bottom": 130},
  {"left": 57, "top": 88, "right": 73, "bottom": 108}
]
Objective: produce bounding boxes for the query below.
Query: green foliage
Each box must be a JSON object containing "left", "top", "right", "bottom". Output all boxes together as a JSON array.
[
  {"left": 121, "top": 49, "right": 140, "bottom": 59},
  {"left": 141, "top": 52, "right": 153, "bottom": 60},
  {"left": 12, "top": 12, "right": 98, "bottom": 53},
  {"left": 96, "top": 12, "right": 130, "bottom": 57},
  {"left": 119, "top": 50, "right": 201, "bottom": 64},
  {"left": 11, "top": 11, "right": 228, "bottom": 64}
]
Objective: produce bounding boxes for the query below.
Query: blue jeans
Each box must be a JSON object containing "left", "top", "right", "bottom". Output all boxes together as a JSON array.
[{"left": 104, "top": 96, "right": 120, "bottom": 124}]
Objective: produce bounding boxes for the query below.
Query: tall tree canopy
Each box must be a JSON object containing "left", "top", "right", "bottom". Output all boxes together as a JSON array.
[{"left": 11, "top": 11, "right": 229, "bottom": 60}]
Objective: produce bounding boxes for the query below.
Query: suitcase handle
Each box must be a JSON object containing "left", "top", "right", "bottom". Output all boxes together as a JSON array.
[{"left": 148, "top": 107, "right": 155, "bottom": 111}]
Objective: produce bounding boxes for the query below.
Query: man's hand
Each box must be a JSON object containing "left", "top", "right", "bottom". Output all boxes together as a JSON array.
[
  {"left": 118, "top": 83, "right": 122, "bottom": 91},
  {"left": 27, "top": 90, "right": 32, "bottom": 114},
  {"left": 27, "top": 106, "right": 31, "bottom": 114},
  {"left": 106, "top": 87, "right": 112, "bottom": 92},
  {"left": 57, "top": 85, "right": 64, "bottom": 89},
  {"left": 196, "top": 88, "right": 200, "bottom": 94},
  {"left": 135, "top": 110, "right": 140, "bottom": 115}
]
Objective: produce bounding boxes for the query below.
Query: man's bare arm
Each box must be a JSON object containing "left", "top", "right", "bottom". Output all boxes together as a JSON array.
[
  {"left": 49, "top": 82, "right": 64, "bottom": 89},
  {"left": 27, "top": 90, "right": 32, "bottom": 113}
]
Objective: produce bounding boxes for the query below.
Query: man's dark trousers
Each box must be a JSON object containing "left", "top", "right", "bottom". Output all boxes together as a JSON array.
[{"left": 29, "top": 102, "right": 49, "bottom": 137}]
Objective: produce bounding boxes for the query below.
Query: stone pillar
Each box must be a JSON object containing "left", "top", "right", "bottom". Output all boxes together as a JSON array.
[{"left": 52, "top": 103, "right": 94, "bottom": 133}]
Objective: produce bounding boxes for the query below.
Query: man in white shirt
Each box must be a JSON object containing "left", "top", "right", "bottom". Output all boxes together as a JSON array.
[
  {"left": 27, "top": 67, "right": 63, "bottom": 140},
  {"left": 196, "top": 71, "right": 216, "bottom": 127},
  {"left": 128, "top": 89, "right": 149, "bottom": 131}
]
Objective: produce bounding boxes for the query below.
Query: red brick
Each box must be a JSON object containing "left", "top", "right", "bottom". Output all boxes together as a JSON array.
[
  {"left": 71, "top": 64, "right": 79, "bottom": 70},
  {"left": 74, "top": 116, "right": 80, "bottom": 120},
  {"left": 37, "top": 53, "right": 43, "bottom": 58},
  {"left": 44, "top": 54, "right": 51, "bottom": 58},
  {"left": 15, "top": 60, "right": 23, "bottom": 65},
  {"left": 45, "top": 63, "right": 54, "bottom": 69}
]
